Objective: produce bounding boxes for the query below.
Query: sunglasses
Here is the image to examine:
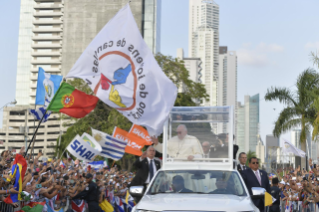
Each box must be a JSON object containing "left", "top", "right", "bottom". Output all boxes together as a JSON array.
[
  {"left": 176, "top": 131, "right": 182, "bottom": 134},
  {"left": 252, "top": 162, "right": 259, "bottom": 164}
]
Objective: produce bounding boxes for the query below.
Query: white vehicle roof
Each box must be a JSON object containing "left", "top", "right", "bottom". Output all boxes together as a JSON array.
[{"left": 161, "top": 106, "right": 234, "bottom": 171}]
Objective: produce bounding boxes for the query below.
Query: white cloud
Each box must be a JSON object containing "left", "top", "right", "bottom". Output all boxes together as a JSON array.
[
  {"left": 305, "top": 42, "right": 319, "bottom": 49},
  {"left": 237, "top": 42, "right": 284, "bottom": 67},
  {"left": 237, "top": 49, "right": 268, "bottom": 67}
]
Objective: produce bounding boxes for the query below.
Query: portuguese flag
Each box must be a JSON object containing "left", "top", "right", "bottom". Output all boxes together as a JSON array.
[{"left": 47, "top": 82, "right": 99, "bottom": 118}]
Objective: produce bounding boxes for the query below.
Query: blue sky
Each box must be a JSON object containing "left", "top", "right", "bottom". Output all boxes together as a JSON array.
[{"left": 1, "top": 0, "right": 319, "bottom": 144}]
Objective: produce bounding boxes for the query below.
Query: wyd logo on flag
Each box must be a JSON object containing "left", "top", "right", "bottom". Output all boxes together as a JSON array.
[
  {"left": 66, "top": 4, "right": 177, "bottom": 136},
  {"left": 93, "top": 50, "right": 141, "bottom": 112}
]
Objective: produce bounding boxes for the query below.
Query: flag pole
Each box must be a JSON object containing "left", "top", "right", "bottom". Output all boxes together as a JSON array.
[
  {"left": 60, "top": 149, "right": 67, "bottom": 160},
  {"left": 24, "top": 110, "right": 48, "bottom": 157}
]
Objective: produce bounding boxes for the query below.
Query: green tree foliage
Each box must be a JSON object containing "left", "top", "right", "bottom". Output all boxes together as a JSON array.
[
  {"left": 265, "top": 69, "right": 319, "bottom": 142},
  {"left": 264, "top": 69, "right": 319, "bottom": 167},
  {"left": 245, "top": 150, "right": 257, "bottom": 166},
  {"left": 55, "top": 54, "right": 209, "bottom": 171},
  {"left": 155, "top": 53, "right": 209, "bottom": 106}
]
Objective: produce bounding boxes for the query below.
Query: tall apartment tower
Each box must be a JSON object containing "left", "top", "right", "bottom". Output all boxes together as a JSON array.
[
  {"left": 0, "top": 0, "right": 161, "bottom": 157},
  {"left": 217, "top": 46, "right": 237, "bottom": 135},
  {"left": 236, "top": 94, "right": 260, "bottom": 153},
  {"left": 189, "top": 0, "right": 219, "bottom": 107}
]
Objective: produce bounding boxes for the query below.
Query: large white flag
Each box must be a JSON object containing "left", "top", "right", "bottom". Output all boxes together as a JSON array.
[
  {"left": 282, "top": 139, "right": 306, "bottom": 158},
  {"left": 66, "top": 4, "right": 177, "bottom": 136}
]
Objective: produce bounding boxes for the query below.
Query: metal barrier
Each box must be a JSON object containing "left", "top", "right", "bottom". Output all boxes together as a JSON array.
[{"left": 0, "top": 200, "right": 26, "bottom": 212}]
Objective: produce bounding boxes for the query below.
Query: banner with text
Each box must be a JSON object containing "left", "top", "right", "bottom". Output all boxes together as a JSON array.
[
  {"left": 129, "top": 124, "right": 152, "bottom": 145},
  {"left": 67, "top": 135, "right": 101, "bottom": 162},
  {"left": 113, "top": 127, "right": 148, "bottom": 156},
  {"left": 65, "top": 4, "right": 177, "bottom": 136}
]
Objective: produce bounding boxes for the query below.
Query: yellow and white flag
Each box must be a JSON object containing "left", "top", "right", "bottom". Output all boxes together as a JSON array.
[
  {"left": 66, "top": 4, "right": 177, "bottom": 136},
  {"left": 265, "top": 191, "right": 276, "bottom": 206}
]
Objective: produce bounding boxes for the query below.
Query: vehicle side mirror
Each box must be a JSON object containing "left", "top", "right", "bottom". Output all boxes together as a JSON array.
[
  {"left": 129, "top": 186, "right": 144, "bottom": 198},
  {"left": 251, "top": 187, "right": 265, "bottom": 199}
]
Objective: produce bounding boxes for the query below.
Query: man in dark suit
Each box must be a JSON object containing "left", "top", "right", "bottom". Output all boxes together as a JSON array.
[
  {"left": 172, "top": 175, "right": 193, "bottom": 193},
  {"left": 241, "top": 157, "right": 270, "bottom": 212},
  {"left": 130, "top": 146, "right": 161, "bottom": 202},
  {"left": 237, "top": 152, "right": 247, "bottom": 173}
]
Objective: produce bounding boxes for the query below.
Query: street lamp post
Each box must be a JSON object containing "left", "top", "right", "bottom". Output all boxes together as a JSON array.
[{"left": 0, "top": 99, "right": 17, "bottom": 111}]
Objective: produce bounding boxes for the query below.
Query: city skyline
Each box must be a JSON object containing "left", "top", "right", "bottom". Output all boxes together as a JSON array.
[
  {"left": 0, "top": 0, "right": 160, "bottom": 157},
  {"left": 2, "top": 0, "right": 319, "bottom": 143}
]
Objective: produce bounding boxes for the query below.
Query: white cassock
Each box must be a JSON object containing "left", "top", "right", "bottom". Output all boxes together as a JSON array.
[{"left": 154, "top": 135, "right": 203, "bottom": 159}]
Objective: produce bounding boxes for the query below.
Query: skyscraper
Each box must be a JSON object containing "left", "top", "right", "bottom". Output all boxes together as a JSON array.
[
  {"left": 189, "top": 0, "right": 219, "bottom": 107},
  {"left": 0, "top": 0, "right": 161, "bottom": 156},
  {"left": 217, "top": 46, "right": 237, "bottom": 134},
  {"left": 237, "top": 94, "right": 260, "bottom": 153},
  {"left": 15, "top": 0, "right": 34, "bottom": 105}
]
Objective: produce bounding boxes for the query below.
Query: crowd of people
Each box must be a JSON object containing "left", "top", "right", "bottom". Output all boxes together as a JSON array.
[
  {"left": 4, "top": 126, "right": 319, "bottom": 212},
  {"left": 237, "top": 151, "right": 319, "bottom": 212},
  {"left": 0, "top": 146, "right": 136, "bottom": 212}
]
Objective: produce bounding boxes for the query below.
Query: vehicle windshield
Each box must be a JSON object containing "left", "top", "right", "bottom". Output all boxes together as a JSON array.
[
  {"left": 163, "top": 107, "right": 233, "bottom": 164},
  {"left": 148, "top": 170, "right": 247, "bottom": 196}
]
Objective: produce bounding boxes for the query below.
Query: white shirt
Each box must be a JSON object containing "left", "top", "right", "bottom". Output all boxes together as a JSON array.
[
  {"left": 139, "top": 157, "right": 157, "bottom": 184},
  {"left": 240, "top": 164, "right": 246, "bottom": 170}
]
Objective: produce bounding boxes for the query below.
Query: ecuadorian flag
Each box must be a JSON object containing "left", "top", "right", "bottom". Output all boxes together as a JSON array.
[{"left": 4, "top": 154, "right": 27, "bottom": 203}]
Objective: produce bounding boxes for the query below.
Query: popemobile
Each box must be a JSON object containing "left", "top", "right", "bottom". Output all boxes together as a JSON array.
[{"left": 129, "top": 106, "right": 266, "bottom": 212}]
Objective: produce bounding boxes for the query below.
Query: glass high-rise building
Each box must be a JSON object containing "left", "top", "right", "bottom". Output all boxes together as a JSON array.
[
  {"left": 236, "top": 94, "right": 260, "bottom": 153},
  {"left": 1, "top": 0, "right": 161, "bottom": 157}
]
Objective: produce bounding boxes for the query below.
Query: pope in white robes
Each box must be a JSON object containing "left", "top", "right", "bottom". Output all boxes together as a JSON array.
[{"left": 153, "top": 125, "right": 203, "bottom": 160}]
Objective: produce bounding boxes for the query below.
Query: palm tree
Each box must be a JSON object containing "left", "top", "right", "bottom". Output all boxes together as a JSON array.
[
  {"left": 264, "top": 68, "right": 319, "bottom": 167},
  {"left": 245, "top": 150, "right": 257, "bottom": 166}
]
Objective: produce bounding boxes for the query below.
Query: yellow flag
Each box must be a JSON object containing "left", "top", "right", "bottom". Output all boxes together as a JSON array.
[
  {"left": 125, "top": 190, "right": 130, "bottom": 204},
  {"left": 99, "top": 199, "right": 114, "bottom": 212},
  {"left": 265, "top": 191, "right": 275, "bottom": 206}
]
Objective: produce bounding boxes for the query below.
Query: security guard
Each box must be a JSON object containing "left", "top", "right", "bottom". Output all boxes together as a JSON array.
[
  {"left": 72, "top": 173, "right": 100, "bottom": 211},
  {"left": 269, "top": 177, "right": 281, "bottom": 212}
]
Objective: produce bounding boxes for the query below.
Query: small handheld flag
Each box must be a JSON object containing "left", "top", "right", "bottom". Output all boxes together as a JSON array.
[
  {"left": 4, "top": 154, "right": 27, "bottom": 203},
  {"left": 265, "top": 191, "right": 276, "bottom": 206}
]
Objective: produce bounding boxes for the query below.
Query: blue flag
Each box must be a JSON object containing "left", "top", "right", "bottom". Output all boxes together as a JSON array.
[
  {"left": 28, "top": 107, "right": 51, "bottom": 123},
  {"left": 35, "top": 67, "right": 63, "bottom": 105}
]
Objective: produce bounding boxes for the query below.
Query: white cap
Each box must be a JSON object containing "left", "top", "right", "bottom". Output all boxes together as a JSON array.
[
  {"left": 297, "top": 183, "right": 301, "bottom": 186},
  {"left": 286, "top": 183, "right": 290, "bottom": 186},
  {"left": 279, "top": 180, "right": 285, "bottom": 185},
  {"left": 292, "top": 177, "right": 296, "bottom": 180}
]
